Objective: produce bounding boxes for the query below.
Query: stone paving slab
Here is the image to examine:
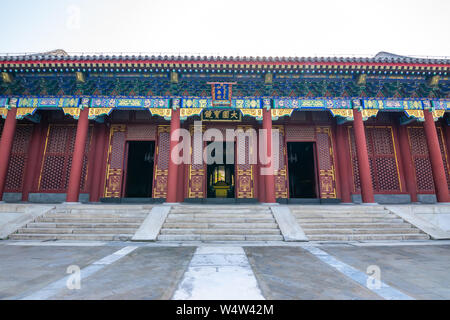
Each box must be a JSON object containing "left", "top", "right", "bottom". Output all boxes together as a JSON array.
[
  {"left": 51, "top": 247, "right": 195, "bottom": 300},
  {"left": 320, "top": 245, "right": 450, "bottom": 299},
  {"left": 0, "top": 245, "right": 120, "bottom": 299},
  {"left": 1, "top": 242, "right": 450, "bottom": 300},
  {"left": 244, "top": 246, "right": 382, "bottom": 300},
  {"left": 173, "top": 246, "right": 264, "bottom": 300}
]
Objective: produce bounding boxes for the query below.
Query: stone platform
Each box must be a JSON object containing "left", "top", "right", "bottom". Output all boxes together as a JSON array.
[{"left": 3, "top": 203, "right": 449, "bottom": 242}]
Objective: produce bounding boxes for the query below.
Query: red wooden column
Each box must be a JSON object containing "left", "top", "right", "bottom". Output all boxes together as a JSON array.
[
  {"left": 398, "top": 124, "right": 418, "bottom": 202},
  {"left": 443, "top": 119, "right": 450, "bottom": 166},
  {"left": 0, "top": 107, "right": 17, "bottom": 201},
  {"left": 66, "top": 108, "right": 90, "bottom": 203},
  {"left": 166, "top": 108, "right": 180, "bottom": 203},
  {"left": 176, "top": 159, "right": 185, "bottom": 202},
  {"left": 353, "top": 109, "right": 375, "bottom": 203},
  {"left": 22, "top": 122, "right": 44, "bottom": 201},
  {"left": 89, "top": 123, "right": 107, "bottom": 202},
  {"left": 423, "top": 109, "right": 450, "bottom": 202},
  {"left": 335, "top": 124, "right": 352, "bottom": 203},
  {"left": 262, "top": 109, "right": 276, "bottom": 203},
  {"left": 257, "top": 125, "right": 266, "bottom": 202}
]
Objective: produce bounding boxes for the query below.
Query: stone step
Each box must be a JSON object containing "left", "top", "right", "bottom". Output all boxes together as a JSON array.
[
  {"left": 37, "top": 217, "right": 145, "bottom": 223},
  {"left": 303, "top": 228, "right": 423, "bottom": 235},
  {"left": 162, "top": 222, "right": 279, "bottom": 229},
  {"left": 72, "top": 228, "right": 137, "bottom": 234},
  {"left": 296, "top": 217, "right": 404, "bottom": 223},
  {"left": 53, "top": 205, "right": 153, "bottom": 210},
  {"left": 167, "top": 213, "right": 273, "bottom": 219},
  {"left": 26, "top": 222, "right": 142, "bottom": 229},
  {"left": 53, "top": 210, "right": 150, "bottom": 215},
  {"left": 8, "top": 233, "right": 133, "bottom": 241},
  {"left": 52, "top": 208, "right": 151, "bottom": 214},
  {"left": 293, "top": 213, "right": 393, "bottom": 218},
  {"left": 288, "top": 205, "right": 385, "bottom": 210},
  {"left": 307, "top": 233, "right": 430, "bottom": 241},
  {"left": 160, "top": 228, "right": 281, "bottom": 235},
  {"left": 171, "top": 205, "right": 266, "bottom": 210},
  {"left": 17, "top": 227, "right": 137, "bottom": 234},
  {"left": 290, "top": 209, "right": 389, "bottom": 214},
  {"left": 170, "top": 209, "right": 271, "bottom": 214},
  {"left": 300, "top": 222, "right": 413, "bottom": 229},
  {"left": 44, "top": 213, "right": 148, "bottom": 219},
  {"left": 157, "top": 234, "right": 284, "bottom": 241},
  {"left": 165, "top": 217, "right": 275, "bottom": 223},
  {"left": 17, "top": 228, "right": 73, "bottom": 234}
]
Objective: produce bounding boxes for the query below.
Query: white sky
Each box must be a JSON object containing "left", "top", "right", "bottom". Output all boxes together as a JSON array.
[{"left": 0, "top": 0, "right": 449, "bottom": 57}]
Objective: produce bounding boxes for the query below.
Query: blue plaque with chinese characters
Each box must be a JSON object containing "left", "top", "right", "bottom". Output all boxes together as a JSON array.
[{"left": 209, "top": 82, "right": 236, "bottom": 107}]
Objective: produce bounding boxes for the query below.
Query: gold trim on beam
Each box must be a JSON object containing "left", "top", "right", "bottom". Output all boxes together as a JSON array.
[
  {"left": 329, "top": 109, "right": 354, "bottom": 120},
  {"left": 0, "top": 107, "right": 9, "bottom": 119},
  {"left": 62, "top": 107, "right": 81, "bottom": 119},
  {"left": 432, "top": 110, "right": 445, "bottom": 120},
  {"left": 149, "top": 108, "right": 172, "bottom": 119},
  {"left": 241, "top": 108, "right": 263, "bottom": 120},
  {"left": 88, "top": 107, "right": 113, "bottom": 119},
  {"left": 16, "top": 107, "right": 36, "bottom": 119},
  {"left": 361, "top": 109, "right": 378, "bottom": 121},
  {"left": 271, "top": 109, "right": 293, "bottom": 120},
  {"left": 180, "top": 108, "right": 202, "bottom": 119},
  {"left": 404, "top": 110, "right": 425, "bottom": 121}
]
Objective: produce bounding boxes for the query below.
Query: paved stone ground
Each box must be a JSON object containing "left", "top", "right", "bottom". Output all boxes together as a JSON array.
[
  {"left": 0, "top": 241, "right": 449, "bottom": 300},
  {"left": 0, "top": 245, "right": 119, "bottom": 299},
  {"left": 52, "top": 247, "right": 195, "bottom": 300},
  {"left": 245, "top": 247, "right": 381, "bottom": 300},
  {"left": 321, "top": 245, "right": 450, "bottom": 299}
]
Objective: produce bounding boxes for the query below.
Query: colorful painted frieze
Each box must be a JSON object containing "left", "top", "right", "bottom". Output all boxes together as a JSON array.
[
  {"left": 274, "top": 98, "right": 352, "bottom": 109},
  {"left": 90, "top": 97, "right": 169, "bottom": 109}
]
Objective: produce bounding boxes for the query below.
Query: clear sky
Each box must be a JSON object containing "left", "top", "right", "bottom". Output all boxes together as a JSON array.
[{"left": 0, "top": 0, "right": 449, "bottom": 57}]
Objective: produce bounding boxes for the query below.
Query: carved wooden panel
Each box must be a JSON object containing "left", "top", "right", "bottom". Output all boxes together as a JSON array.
[
  {"left": 152, "top": 126, "right": 170, "bottom": 198},
  {"left": 126, "top": 124, "right": 156, "bottom": 141},
  {"left": 236, "top": 126, "right": 254, "bottom": 198},
  {"left": 273, "top": 125, "right": 288, "bottom": 199},
  {"left": 316, "top": 126, "right": 337, "bottom": 198},
  {"left": 188, "top": 126, "right": 205, "bottom": 198},
  {"left": 285, "top": 125, "right": 315, "bottom": 141},
  {"left": 103, "top": 124, "right": 126, "bottom": 198}
]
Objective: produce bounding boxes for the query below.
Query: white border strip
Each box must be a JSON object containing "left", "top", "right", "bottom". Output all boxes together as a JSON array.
[
  {"left": 20, "top": 246, "right": 138, "bottom": 300},
  {"left": 303, "top": 246, "right": 414, "bottom": 300},
  {"left": 172, "top": 246, "right": 265, "bottom": 300}
]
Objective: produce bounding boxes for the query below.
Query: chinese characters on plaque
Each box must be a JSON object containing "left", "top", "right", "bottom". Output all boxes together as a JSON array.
[{"left": 201, "top": 109, "right": 242, "bottom": 121}]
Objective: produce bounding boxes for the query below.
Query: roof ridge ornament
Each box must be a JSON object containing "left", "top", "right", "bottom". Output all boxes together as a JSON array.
[{"left": 30, "top": 49, "right": 69, "bottom": 57}]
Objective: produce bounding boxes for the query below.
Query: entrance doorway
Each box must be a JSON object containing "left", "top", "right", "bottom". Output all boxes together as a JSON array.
[
  {"left": 287, "top": 142, "right": 317, "bottom": 198},
  {"left": 124, "top": 141, "right": 155, "bottom": 197},
  {"left": 206, "top": 141, "right": 235, "bottom": 198}
]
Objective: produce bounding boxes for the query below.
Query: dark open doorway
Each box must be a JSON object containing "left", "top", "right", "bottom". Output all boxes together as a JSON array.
[
  {"left": 287, "top": 142, "right": 317, "bottom": 198},
  {"left": 206, "top": 141, "right": 235, "bottom": 198},
  {"left": 125, "top": 141, "right": 155, "bottom": 198}
]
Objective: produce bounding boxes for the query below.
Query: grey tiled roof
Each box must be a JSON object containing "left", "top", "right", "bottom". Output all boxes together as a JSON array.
[{"left": 0, "top": 51, "right": 449, "bottom": 64}]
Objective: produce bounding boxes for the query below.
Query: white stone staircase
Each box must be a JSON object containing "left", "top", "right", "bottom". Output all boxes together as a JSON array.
[
  {"left": 9, "top": 205, "right": 153, "bottom": 241},
  {"left": 157, "top": 205, "right": 283, "bottom": 241},
  {"left": 291, "top": 205, "right": 430, "bottom": 241}
]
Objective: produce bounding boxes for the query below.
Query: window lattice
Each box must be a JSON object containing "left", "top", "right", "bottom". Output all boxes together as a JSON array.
[
  {"left": 5, "top": 125, "right": 33, "bottom": 192},
  {"left": 39, "top": 125, "right": 92, "bottom": 192},
  {"left": 349, "top": 126, "right": 400, "bottom": 192},
  {"left": 408, "top": 126, "right": 450, "bottom": 192}
]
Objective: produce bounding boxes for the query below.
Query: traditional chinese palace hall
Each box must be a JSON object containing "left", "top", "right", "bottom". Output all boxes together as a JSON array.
[{"left": 0, "top": 51, "right": 449, "bottom": 205}]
